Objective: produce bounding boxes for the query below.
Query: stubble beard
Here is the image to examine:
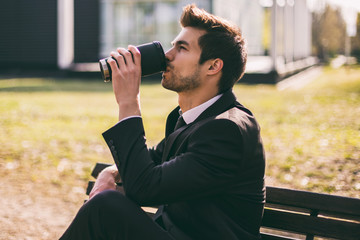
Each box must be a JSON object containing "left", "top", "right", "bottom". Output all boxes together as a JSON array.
[{"left": 162, "top": 67, "right": 201, "bottom": 93}]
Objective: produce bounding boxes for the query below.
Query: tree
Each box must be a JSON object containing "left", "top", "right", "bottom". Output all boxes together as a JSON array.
[
  {"left": 351, "top": 13, "right": 360, "bottom": 62},
  {"left": 312, "top": 4, "right": 347, "bottom": 62}
]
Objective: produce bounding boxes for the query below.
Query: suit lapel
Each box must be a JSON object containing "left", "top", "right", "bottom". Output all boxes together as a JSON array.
[
  {"left": 165, "top": 106, "right": 180, "bottom": 138},
  {"left": 162, "top": 106, "right": 183, "bottom": 162},
  {"left": 162, "top": 123, "right": 190, "bottom": 163}
]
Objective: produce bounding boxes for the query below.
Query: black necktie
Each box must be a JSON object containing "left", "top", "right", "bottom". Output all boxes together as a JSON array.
[{"left": 174, "top": 116, "right": 186, "bottom": 130}]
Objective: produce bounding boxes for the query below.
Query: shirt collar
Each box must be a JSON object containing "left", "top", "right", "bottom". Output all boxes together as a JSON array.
[{"left": 180, "top": 94, "right": 223, "bottom": 125}]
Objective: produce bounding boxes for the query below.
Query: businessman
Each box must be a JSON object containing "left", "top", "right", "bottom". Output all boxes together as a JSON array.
[{"left": 60, "top": 4, "right": 265, "bottom": 240}]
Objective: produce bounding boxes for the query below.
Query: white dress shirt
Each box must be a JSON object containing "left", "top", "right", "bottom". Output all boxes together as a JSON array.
[
  {"left": 117, "top": 94, "right": 223, "bottom": 125},
  {"left": 180, "top": 94, "right": 223, "bottom": 124}
]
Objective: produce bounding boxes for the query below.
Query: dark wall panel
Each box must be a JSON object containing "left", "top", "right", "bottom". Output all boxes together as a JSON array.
[
  {"left": 74, "top": 0, "right": 100, "bottom": 63},
  {"left": 0, "top": 0, "right": 57, "bottom": 69}
]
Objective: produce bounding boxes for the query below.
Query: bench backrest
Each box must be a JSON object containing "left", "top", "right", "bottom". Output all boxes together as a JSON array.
[{"left": 261, "top": 186, "right": 360, "bottom": 240}]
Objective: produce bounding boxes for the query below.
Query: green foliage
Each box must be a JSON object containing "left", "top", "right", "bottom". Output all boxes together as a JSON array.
[
  {"left": 351, "top": 13, "right": 360, "bottom": 61},
  {"left": 0, "top": 67, "right": 359, "bottom": 198},
  {"left": 312, "top": 4, "right": 347, "bottom": 61},
  {"left": 262, "top": 8, "right": 271, "bottom": 54}
]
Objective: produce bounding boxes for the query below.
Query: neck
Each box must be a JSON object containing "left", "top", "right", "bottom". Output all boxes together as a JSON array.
[{"left": 177, "top": 87, "right": 218, "bottom": 113}]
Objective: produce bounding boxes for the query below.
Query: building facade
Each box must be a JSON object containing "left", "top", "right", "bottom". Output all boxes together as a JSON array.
[
  {"left": 99, "top": 0, "right": 211, "bottom": 57},
  {"left": 0, "top": 0, "right": 315, "bottom": 82}
]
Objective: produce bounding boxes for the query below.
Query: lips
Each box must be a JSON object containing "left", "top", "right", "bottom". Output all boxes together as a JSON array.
[
  {"left": 162, "top": 66, "right": 171, "bottom": 79},
  {"left": 165, "top": 64, "right": 173, "bottom": 73}
]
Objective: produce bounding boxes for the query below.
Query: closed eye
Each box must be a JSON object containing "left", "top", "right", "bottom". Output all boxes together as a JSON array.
[{"left": 171, "top": 40, "right": 190, "bottom": 52}]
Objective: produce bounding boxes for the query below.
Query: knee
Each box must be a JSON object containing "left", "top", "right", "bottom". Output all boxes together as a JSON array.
[
  {"left": 85, "top": 190, "right": 141, "bottom": 224},
  {"left": 88, "top": 190, "right": 126, "bottom": 209},
  {"left": 62, "top": 191, "right": 130, "bottom": 239}
]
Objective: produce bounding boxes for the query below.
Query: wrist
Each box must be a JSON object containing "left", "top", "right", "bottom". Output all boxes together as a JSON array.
[{"left": 118, "top": 100, "right": 141, "bottom": 121}]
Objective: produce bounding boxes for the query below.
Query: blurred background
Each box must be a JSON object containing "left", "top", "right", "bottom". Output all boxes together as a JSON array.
[
  {"left": 0, "top": 0, "right": 359, "bottom": 239},
  {"left": 0, "top": 0, "right": 359, "bottom": 81}
]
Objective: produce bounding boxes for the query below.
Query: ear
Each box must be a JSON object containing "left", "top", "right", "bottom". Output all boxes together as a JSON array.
[{"left": 207, "top": 58, "right": 223, "bottom": 76}]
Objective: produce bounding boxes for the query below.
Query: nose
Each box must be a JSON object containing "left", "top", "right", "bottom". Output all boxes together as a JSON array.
[{"left": 165, "top": 47, "right": 175, "bottom": 62}]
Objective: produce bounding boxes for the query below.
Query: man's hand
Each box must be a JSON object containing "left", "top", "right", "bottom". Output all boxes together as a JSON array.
[
  {"left": 107, "top": 46, "right": 142, "bottom": 121},
  {"left": 89, "top": 165, "right": 121, "bottom": 199}
]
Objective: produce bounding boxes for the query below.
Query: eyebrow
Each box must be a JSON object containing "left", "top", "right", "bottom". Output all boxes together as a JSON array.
[{"left": 171, "top": 40, "right": 190, "bottom": 47}]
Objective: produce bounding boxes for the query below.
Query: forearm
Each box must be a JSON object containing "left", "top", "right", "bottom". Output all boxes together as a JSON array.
[
  {"left": 107, "top": 45, "right": 142, "bottom": 122},
  {"left": 118, "top": 98, "right": 141, "bottom": 121},
  {"left": 103, "top": 118, "right": 162, "bottom": 204}
]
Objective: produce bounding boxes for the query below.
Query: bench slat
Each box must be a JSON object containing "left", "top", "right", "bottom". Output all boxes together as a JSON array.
[
  {"left": 86, "top": 181, "right": 95, "bottom": 195},
  {"left": 262, "top": 208, "right": 360, "bottom": 240},
  {"left": 266, "top": 186, "right": 360, "bottom": 218},
  {"left": 260, "top": 232, "right": 298, "bottom": 240}
]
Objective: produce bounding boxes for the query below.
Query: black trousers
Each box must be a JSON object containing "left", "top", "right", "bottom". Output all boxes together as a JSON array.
[{"left": 60, "top": 190, "right": 175, "bottom": 240}]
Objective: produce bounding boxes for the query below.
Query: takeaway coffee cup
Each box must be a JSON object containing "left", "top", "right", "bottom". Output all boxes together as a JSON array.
[{"left": 99, "top": 41, "right": 166, "bottom": 82}]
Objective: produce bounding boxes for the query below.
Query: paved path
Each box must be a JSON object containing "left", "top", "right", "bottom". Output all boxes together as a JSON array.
[{"left": 276, "top": 66, "right": 323, "bottom": 91}]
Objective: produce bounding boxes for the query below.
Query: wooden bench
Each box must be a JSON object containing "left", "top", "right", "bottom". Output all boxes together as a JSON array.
[{"left": 86, "top": 163, "right": 360, "bottom": 240}]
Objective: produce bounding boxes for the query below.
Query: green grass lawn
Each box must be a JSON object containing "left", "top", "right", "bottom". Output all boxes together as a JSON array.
[{"left": 1, "top": 66, "right": 359, "bottom": 199}]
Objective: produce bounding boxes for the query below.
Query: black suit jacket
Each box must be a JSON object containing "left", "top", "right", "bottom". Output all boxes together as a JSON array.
[{"left": 103, "top": 90, "right": 266, "bottom": 240}]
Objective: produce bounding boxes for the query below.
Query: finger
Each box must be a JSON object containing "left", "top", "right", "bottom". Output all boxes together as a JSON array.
[
  {"left": 128, "top": 45, "right": 141, "bottom": 67},
  {"left": 117, "top": 48, "right": 133, "bottom": 66},
  {"left": 110, "top": 51, "right": 125, "bottom": 68},
  {"left": 107, "top": 54, "right": 119, "bottom": 70}
]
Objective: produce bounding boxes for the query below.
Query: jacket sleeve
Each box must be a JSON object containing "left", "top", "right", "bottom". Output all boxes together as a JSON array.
[
  {"left": 102, "top": 117, "right": 246, "bottom": 206},
  {"left": 149, "top": 138, "right": 165, "bottom": 165}
]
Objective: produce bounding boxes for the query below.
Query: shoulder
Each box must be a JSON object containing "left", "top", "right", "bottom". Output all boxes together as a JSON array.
[
  {"left": 216, "top": 106, "right": 258, "bottom": 129},
  {"left": 190, "top": 106, "right": 260, "bottom": 139}
]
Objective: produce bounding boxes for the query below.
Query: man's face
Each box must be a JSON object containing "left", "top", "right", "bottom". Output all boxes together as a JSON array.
[{"left": 161, "top": 27, "right": 207, "bottom": 93}]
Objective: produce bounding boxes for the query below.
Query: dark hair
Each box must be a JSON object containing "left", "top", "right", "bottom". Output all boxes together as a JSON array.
[{"left": 180, "top": 4, "right": 247, "bottom": 93}]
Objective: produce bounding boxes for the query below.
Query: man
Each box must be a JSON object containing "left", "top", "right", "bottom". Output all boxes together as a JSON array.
[{"left": 60, "top": 4, "right": 265, "bottom": 240}]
